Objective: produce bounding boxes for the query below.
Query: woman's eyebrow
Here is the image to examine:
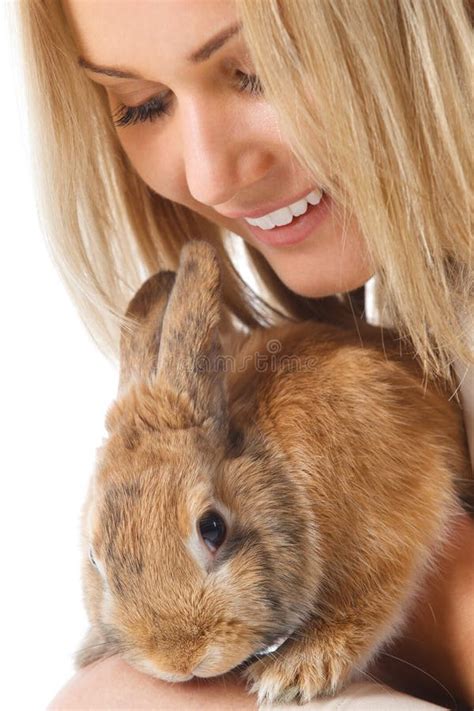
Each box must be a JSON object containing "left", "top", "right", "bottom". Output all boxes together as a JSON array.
[{"left": 77, "top": 21, "right": 242, "bottom": 79}]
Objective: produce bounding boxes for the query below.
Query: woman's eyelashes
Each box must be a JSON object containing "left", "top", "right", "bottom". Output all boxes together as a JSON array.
[
  {"left": 112, "top": 71, "right": 264, "bottom": 128},
  {"left": 112, "top": 93, "right": 171, "bottom": 128}
]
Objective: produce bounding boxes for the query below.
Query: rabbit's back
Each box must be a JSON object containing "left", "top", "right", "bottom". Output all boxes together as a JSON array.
[{"left": 225, "top": 319, "right": 467, "bottom": 573}]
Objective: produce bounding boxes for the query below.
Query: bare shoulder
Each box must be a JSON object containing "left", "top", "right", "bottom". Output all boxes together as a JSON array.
[{"left": 47, "top": 656, "right": 257, "bottom": 710}]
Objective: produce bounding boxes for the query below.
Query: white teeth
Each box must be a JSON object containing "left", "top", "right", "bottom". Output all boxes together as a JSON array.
[
  {"left": 244, "top": 187, "right": 323, "bottom": 230},
  {"left": 306, "top": 189, "right": 323, "bottom": 206},
  {"left": 289, "top": 198, "right": 309, "bottom": 218},
  {"left": 269, "top": 206, "right": 294, "bottom": 227},
  {"left": 254, "top": 215, "right": 275, "bottom": 230}
]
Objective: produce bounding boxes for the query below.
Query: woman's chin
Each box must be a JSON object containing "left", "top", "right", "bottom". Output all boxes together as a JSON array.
[
  {"left": 232, "top": 220, "right": 375, "bottom": 299},
  {"left": 263, "top": 259, "right": 375, "bottom": 299}
]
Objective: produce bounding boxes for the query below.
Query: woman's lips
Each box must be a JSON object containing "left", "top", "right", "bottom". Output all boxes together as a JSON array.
[{"left": 240, "top": 191, "right": 332, "bottom": 248}]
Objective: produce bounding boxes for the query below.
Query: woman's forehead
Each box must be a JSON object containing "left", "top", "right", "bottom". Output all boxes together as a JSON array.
[{"left": 64, "top": 0, "right": 241, "bottom": 81}]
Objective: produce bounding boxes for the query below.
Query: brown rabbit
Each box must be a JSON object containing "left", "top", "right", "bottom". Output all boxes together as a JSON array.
[{"left": 76, "top": 240, "right": 469, "bottom": 706}]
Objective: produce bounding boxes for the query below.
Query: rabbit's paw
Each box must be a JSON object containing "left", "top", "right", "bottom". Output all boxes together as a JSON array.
[{"left": 243, "top": 634, "right": 353, "bottom": 706}]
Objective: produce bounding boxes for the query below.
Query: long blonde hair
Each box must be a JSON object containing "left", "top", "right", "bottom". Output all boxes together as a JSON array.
[{"left": 16, "top": 0, "right": 473, "bottom": 382}]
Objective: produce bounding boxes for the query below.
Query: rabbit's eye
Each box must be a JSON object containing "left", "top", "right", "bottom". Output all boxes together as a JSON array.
[
  {"left": 89, "top": 546, "right": 98, "bottom": 567},
  {"left": 198, "top": 511, "right": 226, "bottom": 552}
]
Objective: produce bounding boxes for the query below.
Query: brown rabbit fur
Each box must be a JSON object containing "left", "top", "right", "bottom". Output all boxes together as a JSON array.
[{"left": 76, "top": 240, "right": 470, "bottom": 706}]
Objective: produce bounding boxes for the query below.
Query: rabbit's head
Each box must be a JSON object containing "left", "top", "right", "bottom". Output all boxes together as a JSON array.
[{"left": 76, "top": 241, "right": 320, "bottom": 680}]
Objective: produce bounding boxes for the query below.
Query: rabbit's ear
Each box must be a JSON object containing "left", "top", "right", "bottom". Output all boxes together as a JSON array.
[
  {"left": 74, "top": 626, "right": 117, "bottom": 669},
  {"left": 154, "top": 240, "right": 228, "bottom": 439},
  {"left": 118, "top": 270, "right": 176, "bottom": 392}
]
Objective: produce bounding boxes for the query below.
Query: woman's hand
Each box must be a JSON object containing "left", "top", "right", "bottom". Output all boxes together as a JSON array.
[{"left": 372, "top": 512, "right": 474, "bottom": 708}]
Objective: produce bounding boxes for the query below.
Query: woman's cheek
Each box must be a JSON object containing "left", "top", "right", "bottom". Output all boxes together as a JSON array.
[{"left": 116, "top": 123, "right": 187, "bottom": 202}]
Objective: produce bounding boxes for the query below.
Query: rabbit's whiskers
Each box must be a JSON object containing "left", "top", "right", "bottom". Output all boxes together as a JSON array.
[{"left": 377, "top": 650, "right": 458, "bottom": 709}]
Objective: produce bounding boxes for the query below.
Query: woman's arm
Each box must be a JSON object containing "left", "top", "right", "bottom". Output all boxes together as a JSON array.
[
  {"left": 374, "top": 512, "right": 474, "bottom": 708},
  {"left": 48, "top": 656, "right": 446, "bottom": 710}
]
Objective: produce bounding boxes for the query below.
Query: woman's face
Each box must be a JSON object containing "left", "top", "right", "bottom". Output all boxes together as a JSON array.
[{"left": 65, "top": 0, "right": 374, "bottom": 297}]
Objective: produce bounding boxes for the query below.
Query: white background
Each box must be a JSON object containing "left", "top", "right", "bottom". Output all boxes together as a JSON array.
[{"left": 1, "top": 3, "right": 119, "bottom": 708}]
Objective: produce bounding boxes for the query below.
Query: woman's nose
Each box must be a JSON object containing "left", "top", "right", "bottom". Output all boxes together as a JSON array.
[{"left": 179, "top": 95, "right": 274, "bottom": 207}]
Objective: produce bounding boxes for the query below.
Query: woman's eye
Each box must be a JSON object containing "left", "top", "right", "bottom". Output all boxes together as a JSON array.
[
  {"left": 235, "top": 71, "right": 264, "bottom": 97},
  {"left": 112, "top": 70, "right": 264, "bottom": 129},
  {"left": 112, "top": 94, "right": 171, "bottom": 128}
]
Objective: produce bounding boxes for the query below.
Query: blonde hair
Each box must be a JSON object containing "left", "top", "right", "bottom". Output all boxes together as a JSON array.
[{"left": 16, "top": 0, "right": 473, "bottom": 382}]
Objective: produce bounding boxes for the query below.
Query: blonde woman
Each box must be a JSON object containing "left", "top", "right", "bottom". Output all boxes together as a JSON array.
[{"left": 18, "top": 0, "right": 473, "bottom": 709}]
